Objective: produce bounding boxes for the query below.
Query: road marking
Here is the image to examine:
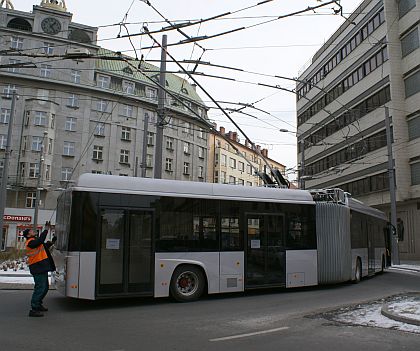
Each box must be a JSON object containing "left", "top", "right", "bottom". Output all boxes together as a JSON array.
[{"left": 209, "top": 326, "right": 289, "bottom": 342}]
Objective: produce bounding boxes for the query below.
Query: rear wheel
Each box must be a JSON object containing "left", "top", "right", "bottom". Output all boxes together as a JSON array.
[
  {"left": 354, "top": 258, "right": 362, "bottom": 283},
  {"left": 380, "top": 255, "right": 385, "bottom": 273},
  {"left": 170, "top": 265, "right": 205, "bottom": 302}
]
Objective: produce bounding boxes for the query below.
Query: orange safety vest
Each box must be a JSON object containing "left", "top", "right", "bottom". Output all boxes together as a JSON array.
[{"left": 25, "top": 238, "right": 48, "bottom": 266}]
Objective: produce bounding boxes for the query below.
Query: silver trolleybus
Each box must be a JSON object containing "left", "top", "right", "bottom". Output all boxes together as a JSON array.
[{"left": 53, "top": 174, "right": 388, "bottom": 301}]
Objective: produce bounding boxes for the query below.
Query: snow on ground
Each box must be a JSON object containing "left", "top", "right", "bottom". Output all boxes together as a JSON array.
[
  {"left": 387, "top": 296, "right": 420, "bottom": 322},
  {"left": 320, "top": 296, "right": 420, "bottom": 334}
]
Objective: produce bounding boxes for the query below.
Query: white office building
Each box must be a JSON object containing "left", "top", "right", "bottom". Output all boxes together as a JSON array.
[{"left": 297, "top": 0, "right": 420, "bottom": 260}]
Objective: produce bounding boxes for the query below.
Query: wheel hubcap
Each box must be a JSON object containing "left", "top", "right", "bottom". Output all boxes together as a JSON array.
[{"left": 176, "top": 271, "right": 198, "bottom": 296}]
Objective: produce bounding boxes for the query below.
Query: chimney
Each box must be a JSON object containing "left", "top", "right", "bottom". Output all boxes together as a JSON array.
[
  {"left": 220, "top": 126, "right": 225, "bottom": 135},
  {"left": 261, "top": 149, "right": 268, "bottom": 158},
  {"left": 228, "top": 131, "right": 233, "bottom": 140},
  {"left": 191, "top": 84, "right": 197, "bottom": 91},
  {"left": 232, "top": 132, "right": 237, "bottom": 141},
  {"left": 256, "top": 145, "right": 261, "bottom": 151},
  {"left": 245, "top": 140, "right": 249, "bottom": 148}
]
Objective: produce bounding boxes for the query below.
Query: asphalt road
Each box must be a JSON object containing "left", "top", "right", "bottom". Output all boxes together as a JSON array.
[{"left": 1, "top": 269, "right": 419, "bottom": 351}]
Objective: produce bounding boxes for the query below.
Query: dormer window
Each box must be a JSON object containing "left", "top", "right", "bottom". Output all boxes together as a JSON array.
[
  {"left": 123, "top": 66, "right": 133, "bottom": 75},
  {"left": 181, "top": 87, "right": 189, "bottom": 95}
]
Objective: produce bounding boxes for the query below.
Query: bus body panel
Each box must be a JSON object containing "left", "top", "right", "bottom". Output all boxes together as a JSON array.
[
  {"left": 286, "top": 250, "right": 318, "bottom": 287},
  {"left": 66, "top": 252, "right": 80, "bottom": 298},
  {"left": 79, "top": 252, "right": 96, "bottom": 300},
  {"left": 219, "top": 251, "right": 244, "bottom": 293},
  {"left": 154, "top": 252, "right": 220, "bottom": 298},
  {"left": 375, "top": 247, "right": 386, "bottom": 272}
]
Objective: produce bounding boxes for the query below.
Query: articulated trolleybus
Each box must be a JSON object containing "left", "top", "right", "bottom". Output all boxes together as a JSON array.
[{"left": 54, "top": 174, "right": 388, "bottom": 301}]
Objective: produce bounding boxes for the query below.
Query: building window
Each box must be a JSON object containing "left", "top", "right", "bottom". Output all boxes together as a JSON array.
[
  {"left": 91, "top": 170, "right": 103, "bottom": 174},
  {"left": 122, "top": 104, "right": 133, "bottom": 118},
  {"left": 198, "top": 166, "right": 204, "bottom": 178},
  {"left": 45, "top": 164, "right": 51, "bottom": 181},
  {"left": 146, "top": 87, "right": 157, "bottom": 99},
  {"left": 29, "top": 163, "right": 39, "bottom": 178},
  {"left": 93, "top": 145, "right": 103, "bottom": 160},
  {"left": 0, "top": 135, "right": 6, "bottom": 149},
  {"left": 63, "top": 141, "right": 75, "bottom": 156},
  {"left": 97, "top": 75, "right": 110, "bottom": 89},
  {"left": 147, "top": 132, "right": 154, "bottom": 146},
  {"left": 20, "top": 162, "right": 25, "bottom": 178},
  {"left": 67, "top": 93, "right": 79, "bottom": 108},
  {"left": 64, "top": 117, "right": 77, "bottom": 132},
  {"left": 10, "top": 36, "right": 23, "bottom": 50},
  {"left": 405, "top": 70, "right": 420, "bottom": 98},
  {"left": 146, "top": 154, "right": 153, "bottom": 168},
  {"left": 183, "top": 142, "right": 190, "bottom": 154},
  {"left": 123, "top": 81, "right": 135, "bottom": 94},
  {"left": 61, "top": 167, "right": 73, "bottom": 181},
  {"left": 198, "top": 128, "right": 205, "bottom": 139},
  {"left": 43, "top": 42, "right": 54, "bottom": 55},
  {"left": 247, "top": 181, "right": 253, "bottom": 186},
  {"left": 94, "top": 122, "right": 105, "bottom": 136},
  {"left": 401, "top": 27, "right": 419, "bottom": 57},
  {"left": 408, "top": 114, "right": 420, "bottom": 140},
  {"left": 96, "top": 99, "right": 108, "bottom": 112},
  {"left": 8, "top": 59, "right": 20, "bottom": 73},
  {"left": 71, "top": 70, "right": 81, "bottom": 84},
  {"left": 221, "top": 154, "right": 227, "bottom": 166},
  {"left": 31, "top": 136, "right": 43, "bottom": 151},
  {"left": 229, "top": 175, "right": 236, "bottom": 184},
  {"left": 0, "top": 109, "right": 10, "bottom": 124},
  {"left": 398, "top": 0, "right": 416, "bottom": 18},
  {"left": 120, "top": 149, "right": 129, "bottom": 164},
  {"left": 34, "top": 111, "right": 47, "bottom": 126},
  {"left": 165, "top": 158, "right": 173, "bottom": 171},
  {"left": 198, "top": 146, "right": 205, "bottom": 159},
  {"left": 183, "top": 121, "right": 191, "bottom": 134},
  {"left": 121, "top": 127, "right": 131, "bottom": 141},
  {"left": 3, "top": 85, "right": 17, "bottom": 98},
  {"left": 166, "top": 137, "right": 174, "bottom": 150},
  {"left": 238, "top": 161, "right": 244, "bottom": 172},
  {"left": 411, "top": 162, "right": 420, "bottom": 185},
  {"left": 25, "top": 192, "right": 36, "bottom": 208},
  {"left": 183, "top": 162, "right": 190, "bottom": 175},
  {"left": 238, "top": 179, "right": 244, "bottom": 186},
  {"left": 47, "top": 138, "right": 53, "bottom": 155},
  {"left": 220, "top": 171, "right": 226, "bottom": 184},
  {"left": 229, "top": 158, "right": 236, "bottom": 169},
  {"left": 40, "top": 64, "right": 52, "bottom": 78}
]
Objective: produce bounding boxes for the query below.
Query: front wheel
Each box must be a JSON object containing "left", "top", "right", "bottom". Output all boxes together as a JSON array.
[{"left": 170, "top": 265, "right": 205, "bottom": 302}]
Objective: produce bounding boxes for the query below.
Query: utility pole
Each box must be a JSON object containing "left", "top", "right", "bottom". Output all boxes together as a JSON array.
[
  {"left": 300, "top": 139, "right": 305, "bottom": 190},
  {"left": 141, "top": 112, "right": 149, "bottom": 178},
  {"left": 33, "top": 131, "right": 48, "bottom": 233},
  {"left": 0, "top": 92, "right": 17, "bottom": 239},
  {"left": 153, "top": 34, "right": 167, "bottom": 179},
  {"left": 385, "top": 106, "right": 399, "bottom": 265}
]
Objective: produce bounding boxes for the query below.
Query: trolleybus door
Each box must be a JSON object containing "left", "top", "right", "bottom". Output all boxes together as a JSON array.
[
  {"left": 98, "top": 209, "right": 153, "bottom": 296},
  {"left": 245, "top": 214, "right": 285, "bottom": 288},
  {"left": 368, "top": 221, "right": 375, "bottom": 275}
]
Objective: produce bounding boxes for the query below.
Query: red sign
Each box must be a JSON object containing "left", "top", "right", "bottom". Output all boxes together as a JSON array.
[{"left": 3, "top": 215, "right": 32, "bottom": 222}]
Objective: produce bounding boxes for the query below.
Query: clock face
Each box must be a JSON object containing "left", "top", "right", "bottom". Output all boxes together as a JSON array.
[{"left": 41, "top": 17, "right": 62, "bottom": 35}]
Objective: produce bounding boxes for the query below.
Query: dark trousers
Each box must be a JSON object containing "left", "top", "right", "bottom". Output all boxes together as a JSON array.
[{"left": 31, "top": 272, "right": 49, "bottom": 310}]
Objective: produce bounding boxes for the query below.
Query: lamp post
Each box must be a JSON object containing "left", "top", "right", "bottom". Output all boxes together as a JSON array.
[
  {"left": 33, "top": 131, "right": 48, "bottom": 233},
  {"left": 0, "top": 92, "right": 17, "bottom": 240}
]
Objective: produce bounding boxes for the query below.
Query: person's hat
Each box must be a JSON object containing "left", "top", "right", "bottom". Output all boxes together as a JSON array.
[{"left": 22, "top": 229, "right": 31, "bottom": 238}]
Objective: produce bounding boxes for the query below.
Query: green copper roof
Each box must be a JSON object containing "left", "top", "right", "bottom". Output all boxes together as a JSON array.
[{"left": 96, "top": 48, "right": 205, "bottom": 106}]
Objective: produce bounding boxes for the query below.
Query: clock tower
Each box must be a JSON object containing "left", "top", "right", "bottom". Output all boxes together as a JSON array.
[{"left": 33, "top": 0, "right": 72, "bottom": 38}]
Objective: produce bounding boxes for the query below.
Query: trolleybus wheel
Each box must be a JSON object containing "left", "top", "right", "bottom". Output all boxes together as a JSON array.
[
  {"left": 354, "top": 258, "right": 362, "bottom": 283},
  {"left": 380, "top": 255, "right": 385, "bottom": 273},
  {"left": 170, "top": 265, "right": 205, "bottom": 302}
]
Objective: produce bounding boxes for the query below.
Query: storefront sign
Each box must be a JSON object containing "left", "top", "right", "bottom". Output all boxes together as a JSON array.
[{"left": 3, "top": 215, "right": 32, "bottom": 222}]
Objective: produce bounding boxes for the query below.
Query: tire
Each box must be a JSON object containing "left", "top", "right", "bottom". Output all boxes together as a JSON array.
[
  {"left": 354, "top": 258, "right": 362, "bottom": 283},
  {"left": 170, "top": 265, "right": 205, "bottom": 302},
  {"left": 380, "top": 255, "right": 385, "bottom": 273}
]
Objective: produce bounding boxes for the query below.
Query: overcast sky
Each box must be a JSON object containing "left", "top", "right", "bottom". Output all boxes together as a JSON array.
[{"left": 14, "top": 0, "right": 363, "bottom": 179}]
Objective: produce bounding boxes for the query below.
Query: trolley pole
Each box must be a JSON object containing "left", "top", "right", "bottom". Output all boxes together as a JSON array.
[
  {"left": 0, "top": 92, "right": 17, "bottom": 238},
  {"left": 385, "top": 106, "right": 399, "bottom": 265},
  {"left": 153, "top": 34, "right": 167, "bottom": 179}
]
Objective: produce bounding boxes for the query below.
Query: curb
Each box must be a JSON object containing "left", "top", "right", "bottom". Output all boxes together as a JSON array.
[{"left": 381, "top": 293, "right": 420, "bottom": 326}]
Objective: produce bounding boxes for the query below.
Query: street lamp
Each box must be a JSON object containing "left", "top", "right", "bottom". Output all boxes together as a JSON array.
[{"left": 33, "top": 131, "right": 48, "bottom": 233}]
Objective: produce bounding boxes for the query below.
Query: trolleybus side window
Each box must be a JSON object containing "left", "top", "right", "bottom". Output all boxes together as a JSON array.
[{"left": 221, "top": 200, "right": 244, "bottom": 251}]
